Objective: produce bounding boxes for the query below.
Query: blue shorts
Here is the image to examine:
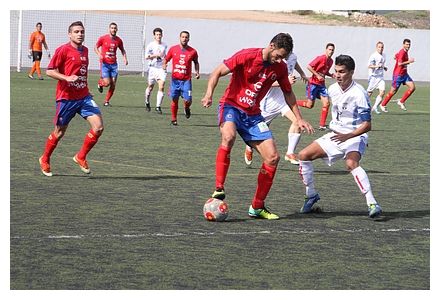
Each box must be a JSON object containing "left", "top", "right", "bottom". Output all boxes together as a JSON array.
[
  {"left": 306, "top": 83, "right": 328, "bottom": 101},
  {"left": 218, "top": 104, "right": 273, "bottom": 144},
  {"left": 392, "top": 74, "right": 413, "bottom": 89},
  {"left": 101, "top": 62, "right": 118, "bottom": 79},
  {"left": 170, "top": 78, "right": 192, "bottom": 101},
  {"left": 54, "top": 95, "right": 101, "bottom": 126}
]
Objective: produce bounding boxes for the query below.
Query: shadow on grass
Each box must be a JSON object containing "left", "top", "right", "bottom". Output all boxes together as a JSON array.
[
  {"left": 284, "top": 209, "right": 429, "bottom": 222},
  {"left": 55, "top": 174, "right": 203, "bottom": 180}
]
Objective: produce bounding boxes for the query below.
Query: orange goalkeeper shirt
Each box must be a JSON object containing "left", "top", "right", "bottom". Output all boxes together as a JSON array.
[{"left": 29, "top": 31, "right": 46, "bottom": 51}]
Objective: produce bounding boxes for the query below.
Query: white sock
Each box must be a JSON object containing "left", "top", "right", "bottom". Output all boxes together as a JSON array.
[
  {"left": 286, "top": 132, "right": 301, "bottom": 154},
  {"left": 145, "top": 88, "right": 151, "bottom": 103},
  {"left": 351, "top": 166, "right": 377, "bottom": 205},
  {"left": 373, "top": 95, "right": 382, "bottom": 109},
  {"left": 299, "top": 160, "right": 317, "bottom": 197},
  {"left": 157, "top": 91, "right": 164, "bottom": 108}
]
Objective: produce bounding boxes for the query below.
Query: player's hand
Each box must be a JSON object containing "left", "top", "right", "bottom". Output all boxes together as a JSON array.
[
  {"left": 201, "top": 97, "right": 212, "bottom": 108},
  {"left": 330, "top": 131, "right": 353, "bottom": 144},
  {"left": 409, "top": 58, "right": 415, "bottom": 63},
  {"left": 288, "top": 75, "right": 297, "bottom": 85},
  {"left": 66, "top": 75, "right": 79, "bottom": 82},
  {"left": 28, "top": 51, "right": 32, "bottom": 59},
  {"left": 47, "top": 51, "right": 51, "bottom": 58},
  {"left": 195, "top": 72, "right": 200, "bottom": 80},
  {"left": 301, "top": 75, "right": 309, "bottom": 84},
  {"left": 384, "top": 66, "right": 388, "bottom": 71},
  {"left": 298, "top": 119, "right": 315, "bottom": 134}
]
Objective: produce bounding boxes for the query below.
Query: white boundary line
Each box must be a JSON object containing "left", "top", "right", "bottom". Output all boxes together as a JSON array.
[{"left": 11, "top": 228, "right": 430, "bottom": 240}]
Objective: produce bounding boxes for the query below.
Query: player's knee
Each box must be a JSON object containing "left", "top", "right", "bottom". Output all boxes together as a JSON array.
[
  {"left": 93, "top": 126, "right": 104, "bottom": 136},
  {"left": 345, "top": 160, "right": 359, "bottom": 172},
  {"left": 298, "top": 150, "right": 308, "bottom": 161},
  {"left": 265, "top": 152, "right": 280, "bottom": 166}
]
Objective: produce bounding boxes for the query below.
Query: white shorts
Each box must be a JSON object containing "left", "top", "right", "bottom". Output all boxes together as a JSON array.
[
  {"left": 147, "top": 67, "right": 167, "bottom": 85},
  {"left": 367, "top": 77, "right": 385, "bottom": 92},
  {"left": 315, "top": 132, "right": 368, "bottom": 166},
  {"left": 260, "top": 87, "right": 291, "bottom": 125}
]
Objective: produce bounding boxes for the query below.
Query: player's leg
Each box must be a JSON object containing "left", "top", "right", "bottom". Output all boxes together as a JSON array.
[
  {"left": 169, "top": 79, "right": 181, "bottom": 125},
  {"left": 283, "top": 109, "right": 301, "bottom": 164},
  {"left": 104, "top": 65, "right": 118, "bottom": 105},
  {"left": 296, "top": 83, "right": 316, "bottom": 108},
  {"left": 155, "top": 69, "right": 167, "bottom": 113},
  {"left": 381, "top": 75, "right": 399, "bottom": 110},
  {"left": 29, "top": 51, "right": 38, "bottom": 79},
  {"left": 212, "top": 117, "right": 238, "bottom": 200},
  {"left": 98, "top": 62, "right": 110, "bottom": 92},
  {"left": 183, "top": 80, "right": 193, "bottom": 119},
  {"left": 73, "top": 97, "right": 104, "bottom": 174},
  {"left": 145, "top": 69, "right": 155, "bottom": 111},
  {"left": 319, "top": 94, "right": 330, "bottom": 130},
  {"left": 346, "top": 151, "right": 381, "bottom": 218},
  {"left": 398, "top": 78, "right": 416, "bottom": 111}
]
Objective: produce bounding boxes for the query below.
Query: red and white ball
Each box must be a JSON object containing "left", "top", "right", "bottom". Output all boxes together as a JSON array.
[{"left": 203, "top": 198, "right": 229, "bottom": 221}]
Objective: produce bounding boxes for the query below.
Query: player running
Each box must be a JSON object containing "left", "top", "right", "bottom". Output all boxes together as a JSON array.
[
  {"left": 163, "top": 31, "right": 200, "bottom": 125},
  {"left": 144, "top": 27, "right": 167, "bottom": 113},
  {"left": 28, "top": 22, "right": 50, "bottom": 80},
  {"left": 39, "top": 21, "right": 104, "bottom": 176},
  {"left": 297, "top": 54, "right": 382, "bottom": 218},
  {"left": 244, "top": 50, "right": 308, "bottom": 166},
  {"left": 367, "top": 41, "right": 388, "bottom": 114},
  {"left": 95, "top": 22, "right": 128, "bottom": 107},
  {"left": 296, "top": 43, "right": 335, "bottom": 130},
  {"left": 380, "top": 38, "right": 416, "bottom": 112},
  {"left": 202, "top": 33, "right": 314, "bottom": 220}
]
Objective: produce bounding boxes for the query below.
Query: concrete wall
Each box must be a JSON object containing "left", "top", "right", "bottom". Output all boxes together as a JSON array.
[{"left": 10, "top": 10, "right": 430, "bottom": 81}]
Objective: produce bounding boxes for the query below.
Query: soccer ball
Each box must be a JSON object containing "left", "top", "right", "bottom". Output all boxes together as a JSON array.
[{"left": 203, "top": 198, "right": 229, "bottom": 222}]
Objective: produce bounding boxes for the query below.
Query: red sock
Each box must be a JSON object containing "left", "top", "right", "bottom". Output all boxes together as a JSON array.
[
  {"left": 215, "top": 145, "right": 231, "bottom": 189},
  {"left": 400, "top": 89, "right": 414, "bottom": 103},
  {"left": 319, "top": 106, "right": 329, "bottom": 127},
  {"left": 296, "top": 100, "right": 308, "bottom": 107},
  {"left": 77, "top": 129, "right": 100, "bottom": 160},
  {"left": 381, "top": 91, "right": 393, "bottom": 106},
  {"left": 171, "top": 99, "right": 178, "bottom": 121},
  {"left": 105, "top": 87, "right": 115, "bottom": 102},
  {"left": 252, "top": 163, "right": 277, "bottom": 209},
  {"left": 42, "top": 132, "right": 59, "bottom": 162}
]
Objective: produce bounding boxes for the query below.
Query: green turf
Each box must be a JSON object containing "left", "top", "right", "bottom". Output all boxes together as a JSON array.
[{"left": 10, "top": 70, "right": 429, "bottom": 289}]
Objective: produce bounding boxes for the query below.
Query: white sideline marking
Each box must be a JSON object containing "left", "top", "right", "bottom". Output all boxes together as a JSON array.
[{"left": 11, "top": 228, "right": 430, "bottom": 240}]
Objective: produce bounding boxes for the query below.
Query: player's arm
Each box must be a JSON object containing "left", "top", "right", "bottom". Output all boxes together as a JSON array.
[
  {"left": 294, "top": 62, "right": 308, "bottom": 83},
  {"left": 193, "top": 58, "right": 200, "bottom": 79},
  {"left": 28, "top": 34, "right": 34, "bottom": 58},
  {"left": 283, "top": 91, "right": 314, "bottom": 134},
  {"left": 201, "top": 63, "right": 230, "bottom": 108},
  {"left": 119, "top": 41, "right": 128, "bottom": 65},
  {"left": 43, "top": 40, "right": 50, "bottom": 57},
  {"left": 331, "top": 107, "right": 371, "bottom": 144},
  {"left": 46, "top": 68, "right": 79, "bottom": 83},
  {"left": 307, "top": 64, "right": 324, "bottom": 81}
]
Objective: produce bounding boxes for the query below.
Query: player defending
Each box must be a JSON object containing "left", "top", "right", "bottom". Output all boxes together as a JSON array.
[
  {"left": 202, "top": 33, "right": 314, "bottom": 220},
  {"left": 163, "top": 31, "right": 200, "bottom": 125},
  {"left": 297, "top": 54, "right": 382, "bottom": 218},
  {"left": 95, "top": 22, "right": 128, "bottom": 107},
  {"left": 380, "top": 38, "right": 416, "bottom": 112},
  {"left": 145, "top": 27, "right": 167, "bottom": 113},
  {"left": 367, "top": 41, "right": 388, "bottom": 114},
  {"left": 296, "top": 43, "right": 335, "bottom": 130},
  {"left": 244, "top": 51, "right": 309, "bottom": 166},
  {"left": 38, "top": 21, "right": 104, "bottom": 176},
  {"left": 28, "top": 22, "right": 50, "bottom": 80}
]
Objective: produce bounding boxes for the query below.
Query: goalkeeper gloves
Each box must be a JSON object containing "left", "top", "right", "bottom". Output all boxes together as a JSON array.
[{"left": 27, "top": 50, "right": 32, "bottom": 59}]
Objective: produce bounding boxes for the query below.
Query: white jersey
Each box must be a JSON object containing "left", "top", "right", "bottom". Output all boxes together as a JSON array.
[
  {"left": 328, "top": 81, "right": 371, "bottom": 134},
  {"left": 145, "top": 41, "right": 167, "bottom": 68},
  {"left": 368, "top": 51, "right": 386, "bottom": 78},
  {"left": 260, "top": 52, "right": 298, "bottom": 121}
]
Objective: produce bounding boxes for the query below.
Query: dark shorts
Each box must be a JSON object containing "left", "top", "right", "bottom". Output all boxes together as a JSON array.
[
  {"left": 169, "top": 78, "right": 192, "bottom": 101},
  {"left": 392, "top": 74, "right": 413, "bottom": 89},
  {"left": 306, "top": 83, "right": 328, "bottom": 101},
  {"left": 32, "top": 51, "right": 42, "bottom": 62}
]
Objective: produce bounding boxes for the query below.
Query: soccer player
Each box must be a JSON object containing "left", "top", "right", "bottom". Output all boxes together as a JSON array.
[
  {"left": 28, "top": 22, "right": 50, "bottom": 80},
  {"left": 367, "top": 41, "right": 388, "bottom": 114},
  {"left": 379, "top": 38, "right": 416, "bottom": 112},
  {"left": 144, "top": 27, "right": 167, "bottom": 113},
  {"left": 38, "top": 21, "right": 104, "bottom": 177},
  {"left": 297, "top": 54, "right": 382, "bottom": 218},
  {"left": 163, "top": 31, "right": 200, "bottom": 125},
  {"left": 296, "top": 43, "right": 335, "bottom": 130},
  {"left": 95, "top": 22, "right": 128, "bottom": 107},
  {"left": 244, "top": 51, "right": 309, "bottom": 166},
  {"left": 201, "top": 33, "right": 314, "bottom": 220}
]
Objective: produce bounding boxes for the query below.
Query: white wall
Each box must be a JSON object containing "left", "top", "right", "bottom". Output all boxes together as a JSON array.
[{"left": 10, "top": 11, "right": 430, "bottom": 81}]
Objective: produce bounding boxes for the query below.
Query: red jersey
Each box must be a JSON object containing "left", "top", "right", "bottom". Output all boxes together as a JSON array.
[
  {"left": 96, "top": 34, "right": 125, "bottom": 64},
  {"left": 308, "top": 54, "right": 333, "bottom": 86},
  {"left": 165, "top": 45, "right": 198, "bottom": 80},
  {"left": 47, "top": 43, "right": 90, "bottom": 101},
  {"left": 221, "top": 48, "right": 291, "bottom": 116},
  {"left": 393, "top": 48, "right": 409, "bottom": 76}
]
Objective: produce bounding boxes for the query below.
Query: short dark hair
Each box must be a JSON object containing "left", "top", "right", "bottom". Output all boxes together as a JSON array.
[
  {"left": 109, "top": 22, "right": 117, "bottom": 28},
  {"left": 270, "top": 33, "right": 293, "bottom": 54},
  {"left": 153, "top": 27, "right": 163, "bottom": 34},
  {"left": 180, "top": 30, "right": 190, "bottom": 37},
  {"left": 326, "top": 43, "right": 335, "bottom": 49},
  {"left": 403, "top": 38, "right": 411, "bottom": 44},
  {"left": 68, "top": 21, "right": 84, "bottom": 33},
  {"left": 36, "top": 22, "right": 42, "bottom": 27},
  {"left": 335, "top": 54, "right": 355, "bottom": 71}
]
